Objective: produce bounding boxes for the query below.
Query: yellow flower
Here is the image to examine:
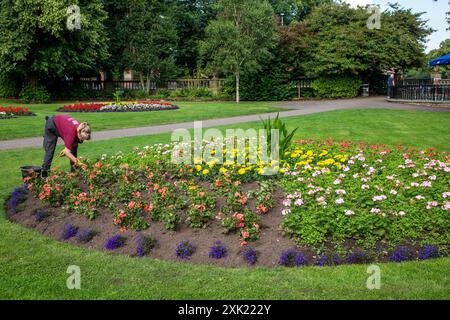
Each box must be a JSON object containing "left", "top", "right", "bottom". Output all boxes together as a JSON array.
[
  {"left": 238, "top": 168, "right": 246, "bottom": 175},
  {"left": 219, "top": 167, "right": 228, "bottom": 174},
  {"left": 202, "top": 169, "right": 210, "bottom": 175},
  {"left": 196, "top": 165, "right": 202, "bottom": 172}
]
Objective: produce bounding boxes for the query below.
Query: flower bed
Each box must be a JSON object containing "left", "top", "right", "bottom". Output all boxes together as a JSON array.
[
  {"left": 0, "top": 106, "right": 35, "bottom": 119},
  {"left": 6, "top": 140, "right": 449, "bottom": 267},
  {"left": 58, "top": 101, "right": 178, "bottom": 113}
]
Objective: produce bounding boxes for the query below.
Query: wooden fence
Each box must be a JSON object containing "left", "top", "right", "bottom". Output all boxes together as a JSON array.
[{"left": 71, "top": 79, "right": 225, "bottom": 94}]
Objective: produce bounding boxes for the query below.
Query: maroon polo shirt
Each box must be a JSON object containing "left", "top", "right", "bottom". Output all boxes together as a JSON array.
[{"left": 54, "top": 115, "right": 80, "bottom": 151}]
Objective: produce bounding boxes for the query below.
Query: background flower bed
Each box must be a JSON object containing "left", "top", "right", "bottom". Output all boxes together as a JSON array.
[
  {"left": 57, "top": 101, "right": 179, "bottom": 113},
  {"left": 6, "top": 139, "right": 449, "bottom": 267},
  {"left": 0, "top": 106, "right": 35, "bottom": 119}
]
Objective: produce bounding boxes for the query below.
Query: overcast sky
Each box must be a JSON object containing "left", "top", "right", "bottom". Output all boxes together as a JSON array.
[{"left": 343, "top": 0, "right": 449, "bottom": 52}]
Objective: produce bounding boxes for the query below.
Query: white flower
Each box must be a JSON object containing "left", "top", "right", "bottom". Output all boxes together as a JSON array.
[
  {"left": 373, "top": 195, "right": 387, "bottom": 202},
  {"left": 294, "top": 199, "right": 304, "bottom": 206},
  {"left": 390, "top": 190, "right": 397, "bottom": 195},
  {"left": 283, "top": 199, "right": 292, "bottom": 207},
  {"left": 398, "top": 211, "right": 406, "bottom": 216},
  {"left": 415, "top": 195, "right": 425, "bottom": 200},
  {"left": 335, "top": 198, "right": 345, "bottom": 205},
  {"left": 421, "top": 181, "right": 432, "bottom": 187},
  {"left": 361, "top": 184, "right": 370, "bottom": 190},
  {"left": 333, "top": 179, "right": 342, "bottom": 185},
  {"left": 371, "top": 208, "right": 381, "bottom": 214},
  {"left": 281, "top": 209, "right": 291, "bottom": 216},
  {"left": 336, "top": 189, "right": 346, "bottom": 195},
  {"left": 344, "top": 210, "right": 355, "bottom": 216}
]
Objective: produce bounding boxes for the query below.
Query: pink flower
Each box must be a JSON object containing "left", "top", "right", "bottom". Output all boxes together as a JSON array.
[
  {"left": 361, "top": 184, "right": 370, "bottom": 190},
  {"left": 294, "top": 199, "right": 304, "bottom": 206},
  {"left": 443, "top": 192, "right": 450, "bottom": 199},
  {"left": 398, "top": 211, "right": 406, "bottom": 216},
  {"left": 426, "top": 201, "right": 439, "bottom": 209},
  {"left": 241, "top": 231, "right": 250, "bottom": 239},
  {"left": 128, "top": 201, "right": 136, "bottom": 209},
  {"left": 371, "top": 208, "right": 381, "bottom": 214},
  {"left": 344, "top": 210, "right": 355, "bottom": 216},
  {"left": 335, "top": 198, "right": 345, "bottom": 205},
  {"left": 333, "top": 179, "right": 342, "bottom": 185},
  {"left": 373, "top": 195, "right": 387, "bottom": 202},
  {"left": 390, "top": 190, "right": 398, "bottom": 195},
  {"left": 335, "top": 189, "right": 346, "bottom": 195}
]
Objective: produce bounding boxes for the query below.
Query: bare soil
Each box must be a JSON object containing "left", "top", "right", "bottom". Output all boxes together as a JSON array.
[{"left": 6, "top": 186, "right": 310, "bottom": 268}]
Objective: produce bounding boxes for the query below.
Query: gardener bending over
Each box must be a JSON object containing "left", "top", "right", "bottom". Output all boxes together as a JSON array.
[{"left": 42, "top": 115, "right": 91, "bottom": 177}]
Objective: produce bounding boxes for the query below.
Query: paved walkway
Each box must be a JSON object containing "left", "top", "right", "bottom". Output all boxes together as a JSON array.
[{"left": 1, "top": 97, "right": 449, "bottom": 151}]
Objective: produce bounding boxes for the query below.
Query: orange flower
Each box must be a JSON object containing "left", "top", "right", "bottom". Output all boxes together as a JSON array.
[
  {"left": 23, "top": 176, "right": 31, "bottom": 183},
  {"left": 241, "top": 230, "right": 250, "bottom": 239},
  {"left": 95, "top": 162, "right": 102, "bottom": 169},
  {"left": 144, "top": 204, "right": 154, "bottom": 212},
  {"left": 128, "top": 201, "right": 136, "bottom": 209}
]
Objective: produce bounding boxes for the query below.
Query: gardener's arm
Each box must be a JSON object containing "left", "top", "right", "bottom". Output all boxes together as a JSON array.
[{"left": 62, "top": 148, "right": 82, "bottom": 166}]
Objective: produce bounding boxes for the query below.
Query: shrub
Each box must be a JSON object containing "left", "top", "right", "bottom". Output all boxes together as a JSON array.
[
  {"left": 34, "top": 209, "right": 49, "bottom": 222},
  {"left": 176, "top": 241, "right": 195, "bottom": 260},
  {"left": 136, "top": 234, "right": 156, "bottom": 257},
  {"left": 242, "top": 247, "right": 258, "bottom": 265},
  {"left": 279, "top": 248, "right": 307, "bottom": 267},
  {"left": 0, "top": 72, "right": 20, "bottom": 98},
  {"left": 105, "top": 235, "right": 126, "bottom": 250},
  {"left": 312, "top": 77, "right": 362, "bottom": 99},
  {"left": 209, "top": 241, "right": 228, "bottom": 259},
  {"left": 19, "top": 84, "right": 51, "bottom": 103},
  {"left": 77, "top": 229, "right": 97, "bottom": 243},
  {"left": 62, "top": 224, "right": 78, "bottom": 240},
  {"left": 170, "top": 87, "right": 212, "bottom": 99}
]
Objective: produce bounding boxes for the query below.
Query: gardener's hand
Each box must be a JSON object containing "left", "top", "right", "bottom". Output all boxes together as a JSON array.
[
  {"left": 59, "top": 150, "right": 66, "bottom": 158},
  {"left": 75, "top": 159, "right": 87, "bottom": 170}
]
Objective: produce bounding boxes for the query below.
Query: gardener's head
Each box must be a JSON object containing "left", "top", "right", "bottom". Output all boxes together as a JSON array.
[{"left": 77, "top": 123, "right": 91, "bottom": 142}]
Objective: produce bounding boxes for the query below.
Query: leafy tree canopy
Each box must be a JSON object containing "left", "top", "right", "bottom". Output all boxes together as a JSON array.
[{"left": 0, "top": 0, "right": 109, "bottom": 80}]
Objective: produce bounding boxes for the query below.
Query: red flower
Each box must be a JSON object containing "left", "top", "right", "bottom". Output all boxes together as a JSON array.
[{"left": 128, "top": 201, "right": 136, "bottom": 209}]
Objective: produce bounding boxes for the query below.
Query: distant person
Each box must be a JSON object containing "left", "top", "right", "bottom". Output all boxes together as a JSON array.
[
  {"left": 42, "top": 115, "right": 91, "bottom": 177},
  {"left": 387, "top": 73, "right": 395, "bottom": 99}
]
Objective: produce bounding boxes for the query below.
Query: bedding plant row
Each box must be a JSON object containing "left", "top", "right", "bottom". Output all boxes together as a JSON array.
[
  {"left": 9, "top": 139, "right": 450, "bottom": 266},
  {"left": 0, "top": 106, "right": 35, "bottom": 119},
  {"left": 58, "top": 101, "right": 178, "bottom": 113}
]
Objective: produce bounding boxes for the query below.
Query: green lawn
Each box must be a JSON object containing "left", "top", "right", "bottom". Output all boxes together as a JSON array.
[
  {"left": 1, "top": 108, "right": 449, "bottom": 299},
  {"left": 0, "top": 100, "right": 283, "bottom": 140}
]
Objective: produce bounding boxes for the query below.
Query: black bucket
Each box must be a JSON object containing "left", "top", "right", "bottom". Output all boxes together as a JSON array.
[{"left": 20, "top": 166, "right": 42, "bottom": 179}]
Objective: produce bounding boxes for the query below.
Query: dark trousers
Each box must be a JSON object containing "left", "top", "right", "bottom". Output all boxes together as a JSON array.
[{"left": 42, "top": 116, "right": 78, "bottom": 174}]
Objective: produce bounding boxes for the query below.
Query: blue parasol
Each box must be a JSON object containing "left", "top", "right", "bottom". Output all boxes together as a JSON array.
[{"left": 429, "top": 53, "right": 450, "bottom": 67}]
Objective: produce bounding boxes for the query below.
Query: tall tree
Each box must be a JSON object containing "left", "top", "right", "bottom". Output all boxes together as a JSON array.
[
  {"left": 296, "top": 2, "right": 433, "bottom": 79},
  {"left": 0, "top": 0, "right": 108, "bottom": 83},
  {"left": 172, "top": 0, "right": 218, "bottom": 76},
  {"left": 268, "top": 0, "right": 331, "bottom": 24},
  {"left": 200, "top": 0, "right": 278, "bottom": 103},
  {"left": 117, "top": 0, "right": 178, "bottom": 92}
]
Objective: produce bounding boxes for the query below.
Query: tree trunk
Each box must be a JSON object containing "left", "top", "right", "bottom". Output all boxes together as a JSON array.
[
  {"left": 146, "top": 74, "right": 151, "bottom": 94},
  {"left": 139, "top": 72, "right": 145, "bottom": 92},
  {"left": 236, "top": 72, "right": 240, "bottom": 104}
]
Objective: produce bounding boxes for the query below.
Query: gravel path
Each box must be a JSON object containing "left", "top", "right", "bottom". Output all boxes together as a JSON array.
[{"left": 1, "top": 97, "right": 448, "bottom": 151}]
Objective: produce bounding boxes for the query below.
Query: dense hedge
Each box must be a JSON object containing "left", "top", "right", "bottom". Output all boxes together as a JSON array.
[{"left": 312, "top": 77, "right": 362, "bottom": 99}]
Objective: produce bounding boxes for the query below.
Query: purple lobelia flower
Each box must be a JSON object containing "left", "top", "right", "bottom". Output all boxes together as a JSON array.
[
  {"left": 62, "top": 224, "right": 78, "bottom": 240},
  {"left": 242, "top": 247, "right": 258, "bottom": 265},
  {"left": 176, "top": 241, "right": 195, "bottom": 260},
  {"left": 390, "top": 246, "right": 413, "bottom": 263},
  {"left": 279, "top": 248, "right": 307, "bottom": 267},
  {"left": 105, "top": 235, "right": 126, "bottom": 250},
  {"left": 418, "top": 245, "right": 439, "bottom": 260},
  {"left": 209, "top": 241, "right": 228, "bottom": 259}
]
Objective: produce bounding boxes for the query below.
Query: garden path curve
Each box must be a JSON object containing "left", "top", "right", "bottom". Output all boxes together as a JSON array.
[{"left": 1, "top": 97, "right": 449, "bottom": 151}]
